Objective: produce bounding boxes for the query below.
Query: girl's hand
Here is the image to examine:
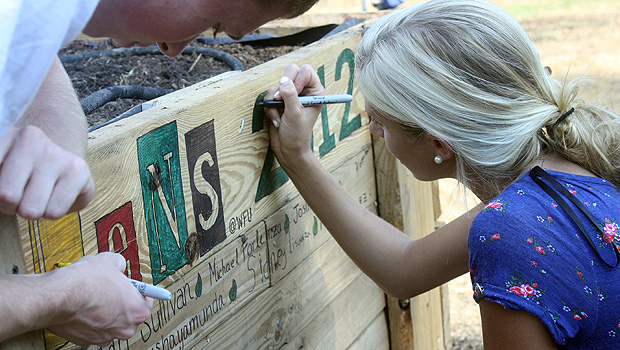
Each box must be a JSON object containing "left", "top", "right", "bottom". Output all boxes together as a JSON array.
[{"left": 263, "top": 64, "right": 326, "bottom": 169}]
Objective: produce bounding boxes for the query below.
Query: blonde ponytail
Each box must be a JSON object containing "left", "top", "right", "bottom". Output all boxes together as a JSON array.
[
  {"left": 356, "top": 0, "right": 620, "bottom": 194},
  {"left": 545, "top": 101, "right": 620, "bottom": 188}
]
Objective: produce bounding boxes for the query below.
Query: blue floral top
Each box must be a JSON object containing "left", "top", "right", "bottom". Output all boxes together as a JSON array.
[{"left": 469, "top": 169, "right": 620, "bottom": 348}]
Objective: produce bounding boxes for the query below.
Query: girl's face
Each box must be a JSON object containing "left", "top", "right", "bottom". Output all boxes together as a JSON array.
[
  {"left": 366, "top": 101, "right": 454, "bottom": 181},
  {"left": 84, "top": 0, "right": 287, "bottom": 57}
]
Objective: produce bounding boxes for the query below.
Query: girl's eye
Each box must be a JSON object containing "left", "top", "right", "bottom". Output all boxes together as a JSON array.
[{"left": 370, "top": 117, "right": 383, "bottom": 127}]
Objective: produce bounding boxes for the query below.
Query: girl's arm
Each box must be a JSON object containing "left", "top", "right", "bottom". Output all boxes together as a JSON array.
[
  {"left": 266, "top": 64, "right": 478, "bottom": 298},
  {"left": 479, "top": 300, "right": 557, "bottom": 349}
]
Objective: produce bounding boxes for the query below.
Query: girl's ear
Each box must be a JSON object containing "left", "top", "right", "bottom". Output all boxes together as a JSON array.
[{"left": 426, "top": 133, "right": 454, "bottom": 161}]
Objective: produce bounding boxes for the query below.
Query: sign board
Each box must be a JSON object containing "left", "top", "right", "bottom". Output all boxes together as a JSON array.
[{"left": 15, "top": 23, "right": 389, "bottom": 350}]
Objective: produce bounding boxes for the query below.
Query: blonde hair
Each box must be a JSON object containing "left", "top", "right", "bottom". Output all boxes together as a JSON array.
[{"left": 356, "top": 0, "right": 620, "bottom": 194}]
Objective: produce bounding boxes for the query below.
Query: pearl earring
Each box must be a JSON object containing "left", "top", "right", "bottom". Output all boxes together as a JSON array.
[{"left": 434, "top": 155, "right": 443, "bottom": 164}]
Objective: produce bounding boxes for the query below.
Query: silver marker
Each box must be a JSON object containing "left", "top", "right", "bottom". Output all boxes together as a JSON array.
[
  {"left": 256, "top": 94, "right": 353, "bottom": 107},
  {"left": 130, "top": 279, "right": 172, "bottom": 300}
]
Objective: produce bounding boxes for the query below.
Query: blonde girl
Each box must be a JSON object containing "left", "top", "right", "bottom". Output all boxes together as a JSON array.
[{"left": 265, "top": 0, "right": 620, "bottom": 348}]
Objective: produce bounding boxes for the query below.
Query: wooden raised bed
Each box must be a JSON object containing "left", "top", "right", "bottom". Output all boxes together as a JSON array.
[{"left": 0, "top": 20, "right": 448, "bottom": 350}]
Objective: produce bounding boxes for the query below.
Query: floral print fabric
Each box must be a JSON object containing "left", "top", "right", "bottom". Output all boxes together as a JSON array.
[{"left": 469, "top": 170, "right": 620, "bottom": 348}]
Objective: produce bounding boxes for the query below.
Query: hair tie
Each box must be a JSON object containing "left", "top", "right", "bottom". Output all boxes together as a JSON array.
[{"left": 552, "top": 107, "right": 575, "bottom": 128}]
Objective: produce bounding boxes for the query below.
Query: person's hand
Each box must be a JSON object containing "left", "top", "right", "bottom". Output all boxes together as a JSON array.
[
  {"left": 263, "top": 64, "right": 326, "bottom": 169},
  {"left": 0, "top": 125, "right": 95, "bottom": 220},
  {"left": 46, "top": 253, "right": 153, "bottom": 346}
]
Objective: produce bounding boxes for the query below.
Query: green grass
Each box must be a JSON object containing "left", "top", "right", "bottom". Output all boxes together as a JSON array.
[
  {"left": 402, "top": 1, "right": 620, "bottom": 20},
  {"left": 498, "top": 0, "right": 620, "bottom": 19}
]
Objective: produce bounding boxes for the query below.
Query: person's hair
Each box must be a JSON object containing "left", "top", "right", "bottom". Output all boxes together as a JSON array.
[
  {"left": 356, "top": 0, "right": 620, "bottom": 196},
  {"left": 276, "top": 0, "right": 320, "bottom": 19}
]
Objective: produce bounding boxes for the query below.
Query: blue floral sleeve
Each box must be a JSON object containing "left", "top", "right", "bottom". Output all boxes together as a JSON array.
[{"left": 468, "top": 171, "right": 620, "bottom": 348}]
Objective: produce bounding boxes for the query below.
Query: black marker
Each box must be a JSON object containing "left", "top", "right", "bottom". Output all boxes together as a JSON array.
[{"left": 256, "top": 94, "right": 353, "bottom": 107}]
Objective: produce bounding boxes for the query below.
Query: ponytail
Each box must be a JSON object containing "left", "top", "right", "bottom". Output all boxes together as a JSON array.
[{"left": 545, "top": 81, "right": 620, "bottom": 187}]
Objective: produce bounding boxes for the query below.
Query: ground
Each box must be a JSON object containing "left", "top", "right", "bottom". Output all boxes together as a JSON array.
[{"left": 60, "top": 4, "right": 619, "bottom": 349}]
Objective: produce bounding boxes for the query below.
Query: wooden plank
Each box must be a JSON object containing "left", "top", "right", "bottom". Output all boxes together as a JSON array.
[
  {"left": 307, "top": 0, "right": 378, "bottom": 13},
  {"left": 268, "top": 143, "right": 376, "bottom": 285},
  {"left": 130, "top": 220, "right": 271, "bottom": 349},
  {"left": 190, "top": 234, "right": 382, "bottom": 349},
  {"left": 182, "top": 146, "right": 380, "bottom": 349},
  {"left": 372, "top": 135, "right": 412, "bottom": 350},
  {"left": 348, "top": 313, "right": 390, "bottom": 350},
  {"left": 125, "top": 142, "right": 376, "bottom": 350},
  {"left": 0, "top": 215, "right": 45, "bottom": 350},
  {"left": 439, "top": 284, "right": 452, "bottom": 350},
  {"left": 372, "top": 135, "right": 449, "bottom": 350},
  {"left": 258, "top": 12, "right": 387, "bottom": 36},
  {"left": 112, "top": 139, "right": 379, "bottom": 349},
  {"left": 397, "top": 163, "right": 448, "bottom": 350},
  {"left": 8, "top": 22, "right": 394, "bottom": 350},
  {"left": 281, "top": 273, "right": 386, "bottom": 350}
]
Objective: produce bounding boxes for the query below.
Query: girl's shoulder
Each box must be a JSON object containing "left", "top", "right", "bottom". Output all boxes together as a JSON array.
[{"left": 475, "top": 169, "right": 620, "bottom": 228}]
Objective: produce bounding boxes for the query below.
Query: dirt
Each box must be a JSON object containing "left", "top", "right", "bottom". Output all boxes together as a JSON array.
[
  {"left": 60, "top": 9, "right": 619, "bottom": 350},
  {"left": 59, "top": 40, "right": 302, "bottom": 127}
]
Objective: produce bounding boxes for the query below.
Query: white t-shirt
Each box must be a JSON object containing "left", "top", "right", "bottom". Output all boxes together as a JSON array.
[{"left": 0, "top": 0, "right": 99, "bottom": 137}]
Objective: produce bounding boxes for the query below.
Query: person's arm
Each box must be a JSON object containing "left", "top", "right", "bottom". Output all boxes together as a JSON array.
[
  {"left": 0, "top": 56, "right": 94, "bottom": 220},
  {"left": 17, "top": 56, "right": 88, "bottom": 155},
  {"left": 479, "top": 300, "right": 557, "bottom": 349},
  {"left": 0, "top": 59, "right": 151, "bottom": 345},
  {"left": 0, "top": 253, "right": 153, "bottom": 346},
  {"left": 265, "top": 64, "right": 477, "bottom": 298}
]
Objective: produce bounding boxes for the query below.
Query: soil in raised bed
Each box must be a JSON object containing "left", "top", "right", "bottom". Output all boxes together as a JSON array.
[{"left": 60, "top": 39, "right": 302, "bottom": 128}]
